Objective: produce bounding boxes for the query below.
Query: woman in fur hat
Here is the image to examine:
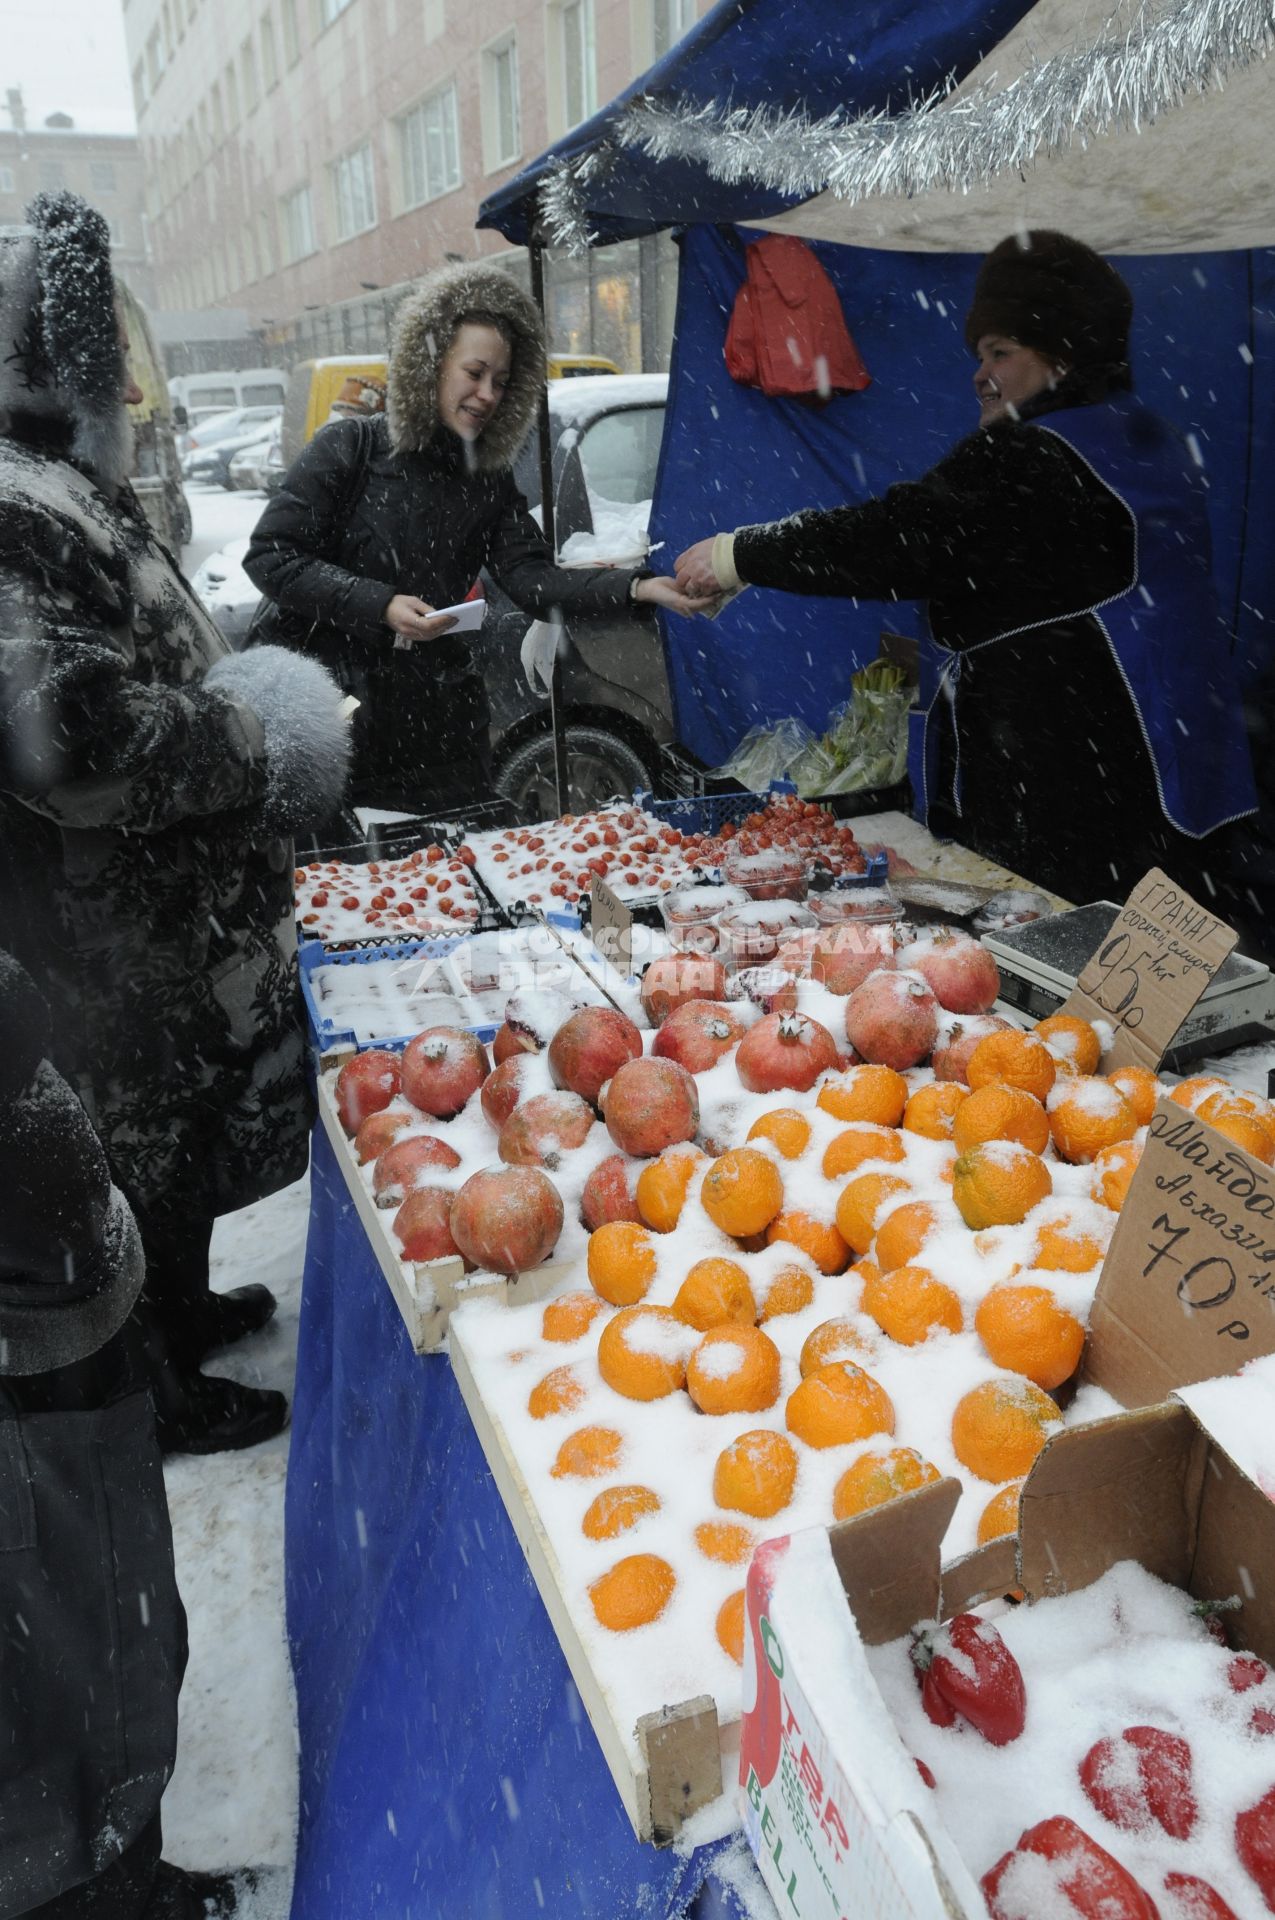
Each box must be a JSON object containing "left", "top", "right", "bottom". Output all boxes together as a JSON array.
[
  {"left": 245, "top": 260, "right": 705, "bottom": 814},
  {"left": 0, "top": 192, "right": 353, "bottom": 1457},
  {"left": 674, "top": 230, "right": 1257, "bottom": 906}
]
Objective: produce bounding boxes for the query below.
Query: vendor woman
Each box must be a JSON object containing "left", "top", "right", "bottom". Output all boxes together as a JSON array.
[
  {"left": 675, "top": 229, "right": 1257, "bottom": 906},
  {"left": 245, "top": 261, "right": 702, "bottom": 815}
]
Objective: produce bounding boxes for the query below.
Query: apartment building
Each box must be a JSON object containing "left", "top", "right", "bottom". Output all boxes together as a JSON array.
[
  {"left": 0, "top": 90, "right": 154, "bottom": 305},
  {"left": 122, "top": 0, "right": 696, "bottom": 369}
]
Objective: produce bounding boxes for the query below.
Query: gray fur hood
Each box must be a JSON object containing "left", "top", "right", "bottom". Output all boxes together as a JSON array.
[
  {"left": 0, "top": 192, "right": 131, "bottom": 488},
  {"left": 387, "top": 260, "right": 545, "bottom": 472}
]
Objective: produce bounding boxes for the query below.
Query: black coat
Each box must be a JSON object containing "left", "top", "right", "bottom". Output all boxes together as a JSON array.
[{"left": 245, "top": 418, "right": 637, "bottom": 808}]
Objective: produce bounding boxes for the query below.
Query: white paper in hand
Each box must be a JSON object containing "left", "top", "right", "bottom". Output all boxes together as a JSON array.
[
  {"left": 521, "top": 619, "right": 562, "bottom": 695},
  {"left": 436, "top": 597, "right": 487, "bottom": 632}
]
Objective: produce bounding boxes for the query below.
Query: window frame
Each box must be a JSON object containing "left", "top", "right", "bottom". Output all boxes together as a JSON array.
[
  {"left": 330, "top": 141, "right": 378, "bottom": 241},
  {"left": 397, "top": 82, "right": 462, "bottom": 211},
  {"left": 280, "top": 182, "right": 317, "bottom": 264},
  {"left": 481, "top": 32, "right": 521, "bottom": 174}
]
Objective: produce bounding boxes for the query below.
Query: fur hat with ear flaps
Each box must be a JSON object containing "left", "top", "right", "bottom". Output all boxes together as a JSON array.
[
  {"left": 964, "top": 229, "right": 1134, "bottom": 396},
  {"left": 0, "top": 191, "right": 132, "bottom": 487},
  {"left": 387, "top": 259, "right": 546, "bottom": 471}
]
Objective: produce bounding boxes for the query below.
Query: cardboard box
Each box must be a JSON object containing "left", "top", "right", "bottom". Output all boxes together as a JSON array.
[{"left": 741, "top": 1385, "right": 1275, "bottom": 1920}]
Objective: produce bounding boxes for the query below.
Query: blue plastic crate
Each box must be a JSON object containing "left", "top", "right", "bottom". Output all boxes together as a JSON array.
[
  {"left": 299, "top": 936, "right": 496, "bottom": 1056},
  {"left": 632, "top": 782, "right": 888, "bottom": 886}
]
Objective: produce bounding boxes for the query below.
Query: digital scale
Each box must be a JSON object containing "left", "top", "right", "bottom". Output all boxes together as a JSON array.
[{"left": 983, "top": 901, "right": 1275, "bottom": 1069}]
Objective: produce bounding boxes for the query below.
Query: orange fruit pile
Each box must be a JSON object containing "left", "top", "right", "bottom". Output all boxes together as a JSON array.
[
  {"left": 713, "top": 1429, "right": 798, "bottom": 1518},
  {"left": 686, "top": 1325, "right": 782, "bottom": 1415},
  {"left": 950, "top": 1377, "right": 1061, "bottom": 1482},
  {"left": 635, "top": 1145, "right": 704, "bottom": 1233},
  {"left": 816, "top": 1064, "right": 907, "bottom": 1126},
  {"left": 1034, "top": 1013, "right": 1101, "bottom": 1075},
  {"left": 862, "top": 1265, "right": 963, "bottom": 1346},
  {"left": 1047, "top": 1076, "right": 1138, "bottom": 1164},
  {"left": 967, "top": 1029, "right": 1057, "bottom": 1101},
  {"left": 952, "top": 1083, "right": 1050, "bottom": 1157},
  {"left": 832, "top": 1447, "right": 941, "bottom": 1521},
  {"left": 672, "top": 1257, "right": 756, "bottom": 1331},
  {"left": 974, "top": 1284, "right": 1085, "bottom": 1390},
  {"left": 589, "top": 1553, "right": 676, "bottom": 1631},
  {"left": 700, "top": 1148, "right": 785, "bottom": 1238},
  {"left": 587, "top": 1221, "right": 656, "bottom": 1305},
  {"left": 596, "top": 1305, "right": 689, "bottom": 1401},
  {"left": 952, "top": 1141, "right": 1052, "bottom": 1229},
  {"left": 786, "top": 1362, "right": 895, "bottom": 1449},
  {"left": 746, "top": 1108, "right": 812, "bottom": 1160},
  {"left": 581, "top": 1484, "right": 661, "bottom": 1540}
]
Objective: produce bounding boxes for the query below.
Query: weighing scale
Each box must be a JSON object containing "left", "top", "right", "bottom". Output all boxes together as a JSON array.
[{"left": 983, "top": 901, "right": 1275, "bottom": 1069}]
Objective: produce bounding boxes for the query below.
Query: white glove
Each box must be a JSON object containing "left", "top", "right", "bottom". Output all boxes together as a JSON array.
[{"left": 521, "top": 620, "right": 562, "bottom": 697}]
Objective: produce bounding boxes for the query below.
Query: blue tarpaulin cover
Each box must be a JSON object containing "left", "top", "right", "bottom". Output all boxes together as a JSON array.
[{"left": 285, "top": 1123, "right": 765, "bottom": 1920}]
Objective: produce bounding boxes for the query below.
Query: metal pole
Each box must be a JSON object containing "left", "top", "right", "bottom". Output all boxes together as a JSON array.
[{"left": 530, "top": 241, "right": 571, "bottom": 818}]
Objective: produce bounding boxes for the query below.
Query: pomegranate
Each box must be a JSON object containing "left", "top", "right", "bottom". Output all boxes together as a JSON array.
[
  {"left": 392, "top": 1185, "right": 467, "bottom": 1264},
  {"left": 373, "top": 1133, "right": 462, "bottom": 1206},
  {"left": 932, "top": 1013, "right": 1014, "bottom": 1083},
  {"left": 451, "top": 1165, "right": 564, "bottom": 1274},
  {"left": 580, "top": 1153, "right": 643, "bottom": 1230},
  {"left": 735, "top": 1012, "right": 839, "bottom": 1094},
  {"left": 498, "top": 1091, "right": 595, "bottom": 1169},
  {"left": 602, "top": 1057, "right": 700, "bottom": 1158},
  {"left": 728, "top": 967, "right": 799, "bottom": 1015},
  {"left": 897, "top": 927, "right": 1000, "bottom": 1014},
  {"left": 548, "top": 1006, "right": 643, "bottom": 1107},
  {"left": 493, "top": 989, "right": 580, "bottom": 1062},
  {"left": 843, "top": 969, "right": 940, "bottom": 1071},
  {"left": 652, "top": 1000, "right": 745, "bottom": 1075},
  {"left": 401, "top": 1027, "right": 490, "bottom": 1118},
  {"left": 640, "top": 954, "right": 729, "bottom": 1026},
  {"left": 480, "top": 1054, "right": 534, "bottom": 1130},
  {"left": 334, "top": 1049, "right": 402, "bottom": 1135},
  {"left": 352, "top": 1107, "right": 411, "bottom": 1165},
  {"left": 809, "top": 923, "right": 897, "bottom": 996}
]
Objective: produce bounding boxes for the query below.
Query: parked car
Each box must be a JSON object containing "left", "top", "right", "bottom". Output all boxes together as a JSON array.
[
  {"left": 191, "top": 374, "right": 676, "bottom": 814},
  {"left": 228, "top": 417, "right": 282, "bottom": 491},
  {"left": 182, "top": 408, "right": 282, "bottom": 486}
]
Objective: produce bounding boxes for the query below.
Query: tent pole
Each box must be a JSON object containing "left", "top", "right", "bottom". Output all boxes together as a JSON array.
[{"left": 530, "top": 241, "right": 571, "bottom": 820}]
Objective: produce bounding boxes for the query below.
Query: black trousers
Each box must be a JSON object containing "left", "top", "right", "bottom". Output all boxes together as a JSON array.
[
  {"left": 125, "top": 1203, "right": 217, "bottom": 1372},
  {"left": 17, "top": 1818, "right": 161, "bottom": 1920}
]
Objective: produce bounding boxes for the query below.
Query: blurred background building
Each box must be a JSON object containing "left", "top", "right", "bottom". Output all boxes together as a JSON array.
[{"left": 0, "top": 86, "right": 154, "bottom": 304}]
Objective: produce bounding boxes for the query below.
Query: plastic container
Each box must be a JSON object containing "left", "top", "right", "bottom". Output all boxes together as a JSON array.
[
  {"left": 808, "top": 884, "right": 903, "bottom": 928},
  {"left": 719, "top": 900, "right": 818, "bottom": 971},
  {"left": 660, "top": 882, "right": 749, "bottom": 955},
  {"left": 722, "top": 846, "right": 808, "bottom": 902}
]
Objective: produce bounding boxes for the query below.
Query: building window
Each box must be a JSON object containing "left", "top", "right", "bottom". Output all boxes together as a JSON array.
[
  {"left": 145, "top": 28, "right": 164, "bottom": 91},
  {"left": 398, "top": 85, "right": 460, "bottom": 209},
  {"left": 211, "top": 81, "right": 224, "bottom": 140},
  {"left": 318, "top": 0, "right": 354, "bottom": 23},
  {"left": 131, "top": 61, "right": 148, "bottom": 117},
  {"left": 281, "top": 0, "right": 301, "bottom": 64},
  {"left": 331, "top": 142, "right": 376, "bottom": 240},
  {"left": 0, "top": 166, "right": 15, "bottom": 194},
  {"left": 242, "top": 40, "right": 259, "bottom": 111},
  {"left": 558, "top": 0, "right": 595, "bottom": 131},
  {"left": 225, "top": 62, "right": 240, "bottom": 126},
  {"left": 280, "top": 183, "right": 316, "bottom": 262},
  {"left": 481, "top": 35, "right": 520, "bottom": 171},
  {"left": 261, "top": 13, "right": 279, "bottom": 89},
  {"left": 90, "top": 160, "right": 117, "bottom": 194},
  {"left": 258, "top": 207, "right": 276, "bottom": 275},
  {"left": 651, "top": 0, "right": 695, "bottom": 57}
]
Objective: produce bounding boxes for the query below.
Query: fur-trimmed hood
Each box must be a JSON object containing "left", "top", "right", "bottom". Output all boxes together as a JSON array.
[
  {"left": 387, "top": 260, "right": 545, "bottom": 472},
  {"left": 0, "top": 192, "right": 131, "bottom": 488}
]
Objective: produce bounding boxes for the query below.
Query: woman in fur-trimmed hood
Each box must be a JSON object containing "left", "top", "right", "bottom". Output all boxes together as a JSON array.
[
  {"left": 245, "top": 258, "right": 700, "bottom": 812},
  {"left": 0, "top": 191, "right": 352, "bottom": 1457}
]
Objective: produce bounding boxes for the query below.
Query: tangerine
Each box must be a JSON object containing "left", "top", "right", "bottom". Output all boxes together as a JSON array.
[
  {"left": 686, "top": 1325, "right": 782, "bottom": 1415},
  {"left": 1167, "top": 1075, "right": 1229, "bottom": 1112},
  {"left": 966, "top": 1029, "right": 1057, "bottom": 1102},
  {"left": 974, "top": 1284, "right": 1086, "bottom": 1390},
  {"left": 541, "top": 1289, "right": 607, "bottom": 1344},
  {"left": 816, "top": 1064, "right": 908, "bottom": 1127},
  {"left": 581, "top": 1484, "right": 662, "bottom": 1540},
  {"left": 672, "top": 1257, "right": 758, "bottom": 1331},
  {"left": 701, "top": 1148, "right": 785, "bottom": 1239},
  {"left": 873, "top": 1199, "right": 939, "bottom": 1273},
  {"left": 747, "top": 1108, "right": 813, "bottom": 1160},
  {"left": 952, "top": 1141, "right": 1052, "bottom": 1229},
  {"left": 820, "top": 1124, "right": 907, "bottom": 1180},
  {"left": 1047, "top": 1076, "right": 1138, "bottom": 1164},
  {"left": 832, "top": 1447, "right": 941, "bottom": 1521},
  {"left": 950, "top": 1377, "right": 1060, "bottom": 1482},
  {"left": 589, "top": 1553, "right": 676, "bottom": 1631},
  {"left": 1106, "top": 1065, "right": 1161, "bottom": 1127},
  {"left": 758, "top": 1263, "right": 815, "bottom": 1321},
  {"left": 597, "top": 1305, "right": 690, "bottom": 1401},
  {"left": 587, "top": 1220, "right": 657, "bottom": 1306},
  {"left": 952, "top": 1083, "right": 1050, "bottom": 1157},
  {"left": 977, "top": 1479, "right": 1025, "bottom": 1545},
  {"left": 785, "top": 1362, "right": 895, "bottom": 1450},
  {"left": 766, "top": 1208, "right": 850, "bottom": 1275},
  {"left": 902, "top": 1082, "right": 968, "bottom": 1141},
  {"left": 799, "top": 1316, "right": 876, "bottom": 1376},
  {"left": 551, "top": 1426, "right": 624, "bottom": 1479},
  {"left": 1032, "top": 1213, "right": 1105, "bottom": 1273},
  {"left": 716, "top": 1589, "right": 746, "bottom": 1665},
  {"left": 635, "top": 1145, "right": 704, "bottom": 1233},
  {"left": 694, "top": 1519, "right": 756, "bottom": 1565},
  {"left": 713, "top": 1429, "right": 799, "bottom": 1518},
  {"left": 1196, "top": 1088, "right": 1275, "bottom": 1152},
  {"left": 527, "top": 1365, "right": 587, "bottom": 1419},
  {"left": 1090, "top": 1139, "right": 1143, "bottom": 1211},
  {"left": 861, "top": 1264, "right": 964, "bottom": 1346},
  {"left": 1034, "top": 1013, "right": 1102, "bottom": 1076},
  {"left": 1205, "top": 1109, "right": 1275, "bottom": 1166},
  {"left": 834, "top": 1171, "right": 910, "bottom": 1255}
]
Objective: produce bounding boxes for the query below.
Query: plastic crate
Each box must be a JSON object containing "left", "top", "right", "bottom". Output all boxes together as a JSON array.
[
  {"left": 298, "top": 936, "right": 496, "bottom": 1056},
  {"left": 633, "top": 779, "right": 798, "bottom": 838}
]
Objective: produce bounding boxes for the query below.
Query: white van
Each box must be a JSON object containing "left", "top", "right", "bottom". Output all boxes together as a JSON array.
[{"left": 169, "top": 367, "right": 288, "bottom": 427}]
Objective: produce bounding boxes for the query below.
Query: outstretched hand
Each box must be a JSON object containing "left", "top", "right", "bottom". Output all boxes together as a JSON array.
[
  {"left": 634, "top": 574, "right": 721, "bottom": 618},
  {"left": 384, "top": 594, "right": 459, "bottom": 643},
  {"left": 672, "top": 539, "right": 722, "bottom": 599}
]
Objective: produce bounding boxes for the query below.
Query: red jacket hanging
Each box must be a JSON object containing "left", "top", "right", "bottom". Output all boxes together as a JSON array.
[{"left": 725, "top": 233, "right": 871, "bottom": 401}]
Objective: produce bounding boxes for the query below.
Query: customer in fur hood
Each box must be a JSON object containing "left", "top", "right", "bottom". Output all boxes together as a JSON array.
[
  {"left": 244, "top": 259, "right": 707, "bottom": 813},
  {"left": 0, "top": 192, "right": 352, "bottom": 1456}
]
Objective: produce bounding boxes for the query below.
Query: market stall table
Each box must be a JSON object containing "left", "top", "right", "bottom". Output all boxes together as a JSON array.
[{"left": 284, "top": 1120, "right": 774, "bottom": 1920}]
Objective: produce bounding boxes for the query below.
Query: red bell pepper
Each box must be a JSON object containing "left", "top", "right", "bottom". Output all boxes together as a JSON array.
[
  {"left": 1078, "top": 1724, "right": 1197, "bottom": 1840},
  {"left": 1161, "top": 1873, "right": 1241, "bottom": 1920},
  {"left": 911, "top": 1612, "right": 1025, "bottom": 1747},
  {"left": 982, "top": 1815, "right": 1161, "bottom": 1920},
  {"left": 1237, "top": 1785, "right": 1275, "bottom": 1914}
]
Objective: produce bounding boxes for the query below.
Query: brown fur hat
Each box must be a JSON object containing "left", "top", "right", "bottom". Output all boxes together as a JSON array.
[
  {"left": 964, "top": 230, "right": 1133, "bottom": 384},
  {"left": 387, "top": 260, "right": 545, "bottom": 471}
]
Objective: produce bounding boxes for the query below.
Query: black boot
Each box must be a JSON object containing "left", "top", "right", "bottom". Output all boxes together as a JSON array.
[
  {"left": 154, "top": 1370, "right": 289, "bottom": 1457},
  {"left": 144, "top": 1860, "right": 250, "bottom": 1916},
  {"left": 182, "top": 1284, "right": 278, "bottom": 1362}
]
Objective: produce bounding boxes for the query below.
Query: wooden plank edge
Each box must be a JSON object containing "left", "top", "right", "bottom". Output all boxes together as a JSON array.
[{"left": 637, "top": 1696, "right": 723, "bottom": 1845}]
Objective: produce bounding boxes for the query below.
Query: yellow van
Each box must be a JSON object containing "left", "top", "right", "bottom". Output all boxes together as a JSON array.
[
  {"left": 280, "top": 355, "right": 389, "bottom": 463},
  {"left": 548, "top": 353, "right": 621, "bottom": 379}
]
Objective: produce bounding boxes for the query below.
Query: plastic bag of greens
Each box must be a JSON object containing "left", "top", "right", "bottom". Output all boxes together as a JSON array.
[
  {"left": 711, "top": 717, "right": 818, "bottom": 790},
  {"left": 809, "top": 661, "right": 913, "bottom": 795}
]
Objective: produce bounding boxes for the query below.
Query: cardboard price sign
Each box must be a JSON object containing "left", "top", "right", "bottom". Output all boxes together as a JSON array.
[
  {"left": 590, "top": 878, "right": 633, "bottom": 977},
  {"left": 1087, "top": 1096, "right": 1275, "bottom": 1408},
  {"left": 1060, "top": 868, "right": 1237, "bottom": 1071}
]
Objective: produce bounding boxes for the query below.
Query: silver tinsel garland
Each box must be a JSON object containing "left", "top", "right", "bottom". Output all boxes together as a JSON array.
[{"left": 538, "top": 0, "right": 1274, "bottom": 252}]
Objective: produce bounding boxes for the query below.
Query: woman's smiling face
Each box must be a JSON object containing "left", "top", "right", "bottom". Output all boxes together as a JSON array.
[
  {"left": 972, "top": 333, "right": 1064, "bottom": 423},
  {"left": 437, "top": 322, "right": 512, "bottom": 441}
]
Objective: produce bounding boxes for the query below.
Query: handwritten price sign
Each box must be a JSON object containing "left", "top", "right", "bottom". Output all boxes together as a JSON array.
[
  {"left": 1088, "top": 1098, "right": 1275, "bottom": 1407},
  {"left": 1061, "top": 868, "right": 1237, "bottom": 1070}
]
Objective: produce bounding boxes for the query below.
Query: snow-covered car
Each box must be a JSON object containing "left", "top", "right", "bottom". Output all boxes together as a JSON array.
[
  {"left": 191, "top": 537, "right": 259, "bottom": 648},
  {"left": 228, "top": 419, "right": 282, "bottom": 492},
  {"left": 181, "top": 407, "right": 283, "bottom": 484}
]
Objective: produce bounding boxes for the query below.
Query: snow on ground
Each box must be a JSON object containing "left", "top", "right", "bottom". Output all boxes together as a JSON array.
[{"left": 182, "top": 483, "right": 267, "bottom": 576}]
